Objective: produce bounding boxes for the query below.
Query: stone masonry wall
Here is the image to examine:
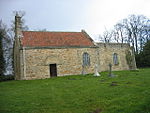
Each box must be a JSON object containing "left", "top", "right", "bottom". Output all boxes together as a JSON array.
[
  {"left": 20, "top": 43, "right": 136, "bottom": 80},
  {"left": 98, "top": 43, "right": 132, "bottom": 71},
  {"left": 23, "top": 47, "right": 98, "bottom": 80}
]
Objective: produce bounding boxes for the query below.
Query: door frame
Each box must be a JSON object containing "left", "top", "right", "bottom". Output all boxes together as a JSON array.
[{"left": 49, "top": 64, "right": 57, "bottom": 77}]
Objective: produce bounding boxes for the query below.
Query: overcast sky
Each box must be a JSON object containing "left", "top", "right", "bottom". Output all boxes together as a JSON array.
[{"left": 0, "top": 0, "right": 150, "bottom": 40}]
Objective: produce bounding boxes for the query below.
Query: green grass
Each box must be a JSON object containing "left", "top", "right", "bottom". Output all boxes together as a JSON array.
[{"left": 0, "top": 68, "right": 150, "bottom": 113}]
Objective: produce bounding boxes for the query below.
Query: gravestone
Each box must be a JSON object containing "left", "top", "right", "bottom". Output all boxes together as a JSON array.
[
  {"left": 94, "top": 64, "right": 100, "bottom": 76},
  {"left": 108, "top": 63, "right": 115, "bottom": 77}
]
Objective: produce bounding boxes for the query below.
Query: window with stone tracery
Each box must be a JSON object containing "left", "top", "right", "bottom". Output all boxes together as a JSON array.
[
  {"left": 83, "top": 52, "right": 90, "bottom": 66},
  {"left": 113, "top": 53, "right": 119, "bottom": 65}
]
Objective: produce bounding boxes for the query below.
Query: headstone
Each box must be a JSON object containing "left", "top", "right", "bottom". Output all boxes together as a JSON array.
[
  {"left": 94, "top": 64, "right": 100, "bottom": 76},
  {"left": 108, "top": 63, "right": 115, "bottom": 77}
]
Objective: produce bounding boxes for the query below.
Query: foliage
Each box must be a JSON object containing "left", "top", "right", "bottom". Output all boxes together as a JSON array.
[
  {"left": 0, "top": 75, "right": 14, "bottom": 82},
  {"left": 0, "top": 20, "right": 14, "bottom": 75},
  {"left": 0, "top": 21, "right": 6, "bottom": 76},
  {"left": 0, "top": 68, "right": 150, "bottom": 113},
  {"left": 136, "top": 40, "right": 150, "bottom": 67},
  {"left": 126, "top": 50, "right": 133, "bottom": 68}
]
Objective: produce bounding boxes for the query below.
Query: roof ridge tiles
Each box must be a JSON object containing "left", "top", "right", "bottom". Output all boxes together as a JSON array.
[{"left": 22, "top": 31, "right": 81, "bottom": 33}]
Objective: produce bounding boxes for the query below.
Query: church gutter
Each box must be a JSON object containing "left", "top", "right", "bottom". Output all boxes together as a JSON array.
[{"left": 21, "top": 46, "right": 99, "bottom": 50}]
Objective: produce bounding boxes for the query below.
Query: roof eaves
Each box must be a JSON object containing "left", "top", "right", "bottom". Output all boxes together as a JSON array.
[{"left": 22, "top": 45, "right": 98, "bottom": 50}]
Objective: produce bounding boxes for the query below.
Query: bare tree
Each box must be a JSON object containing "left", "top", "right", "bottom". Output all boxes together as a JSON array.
[
  {"left": 113, "top": 23, "right": 128, "bottom": 44},
  {"left": 112, "top": 14, "right": 150, "bottom": 53},
  {"left": 99, "top": 14, "right": 150, "bottom": 53},
  {"left": 99, "top": 29, "right": 113, "bottom": 43},
  {"left": 128, "top": 15, "right": 149, "bottom": 53},
  {"left": 10, "top": 11, "right": 29, "bottom": 37}
]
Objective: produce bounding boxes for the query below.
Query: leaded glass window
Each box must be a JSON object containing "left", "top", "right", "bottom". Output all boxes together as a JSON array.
[
  {"left": 113, "top": 53, "right": 119, "bottom": 65},
  {"left": 83, "top": 52, "right": 90, "bottom": 66}
]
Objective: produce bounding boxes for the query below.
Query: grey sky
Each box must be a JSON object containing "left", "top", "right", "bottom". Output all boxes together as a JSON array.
[{"left": 0, "top": 0, "right": 150, "bottom": 40}]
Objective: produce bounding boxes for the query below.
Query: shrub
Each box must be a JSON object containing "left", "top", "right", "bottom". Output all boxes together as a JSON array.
[
  {"left": 0, "top": 75, "right": 14, "bottom": 82},
  {"left": 136, "top": 40, "right": 150, "bottom": 68}
]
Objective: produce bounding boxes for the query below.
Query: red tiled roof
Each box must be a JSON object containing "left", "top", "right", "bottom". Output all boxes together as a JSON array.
[{"left": 21, "top": 31, "right": 94, "bottom": 47}]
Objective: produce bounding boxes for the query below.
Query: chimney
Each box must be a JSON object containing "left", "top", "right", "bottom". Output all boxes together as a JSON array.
[{"left": 15, "top": 13, "right": 22, "bottom": 38}]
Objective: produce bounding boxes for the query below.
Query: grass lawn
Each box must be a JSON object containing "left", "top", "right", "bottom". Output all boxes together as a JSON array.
[{"left": 0, "top": 68, "right": 150, "bottom": 113}]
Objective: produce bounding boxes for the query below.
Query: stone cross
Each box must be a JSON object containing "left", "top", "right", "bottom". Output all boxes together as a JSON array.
[
  {"left": 94, "top": 64, "right": 100, "bottom": 76},
  {"left": 108, "top": 63, "right": 116, "bottom": 77},
  {"left": 108, "top": 63, "right": 113, "bottom": 77}
]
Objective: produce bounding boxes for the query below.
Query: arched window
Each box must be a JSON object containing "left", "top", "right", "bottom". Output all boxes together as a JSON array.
[
  {"left": 113, "top": 53, "right": 119, "bottom": 65},
  {"left": 83, "top": 52, "right": 90, "bottom": 66}
]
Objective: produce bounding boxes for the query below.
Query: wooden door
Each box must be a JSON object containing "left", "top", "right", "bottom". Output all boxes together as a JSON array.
[{"left": 50, "top": 64, "right": 57, "bottom": 77}]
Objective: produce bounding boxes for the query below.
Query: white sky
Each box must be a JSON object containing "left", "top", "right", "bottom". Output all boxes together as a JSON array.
[{"left": 0, "top": 0, "right": 150, "bottom": 41}]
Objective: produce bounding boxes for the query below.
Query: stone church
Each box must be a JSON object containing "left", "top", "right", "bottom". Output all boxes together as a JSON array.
[{"left": 13, "top": 14, "right": 136, "bottom": 80}]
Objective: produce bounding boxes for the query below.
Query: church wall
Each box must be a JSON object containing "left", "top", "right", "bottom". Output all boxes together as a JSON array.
[
  {"left": 23, "top": 47, "right": 98, "bottom": 80},
  {"left": 20, "top": 44, "right": 136, "bottom": 80},
  {"left": 98, "top": 43, "right": 133, "bottom": 71}
]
